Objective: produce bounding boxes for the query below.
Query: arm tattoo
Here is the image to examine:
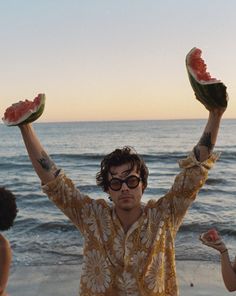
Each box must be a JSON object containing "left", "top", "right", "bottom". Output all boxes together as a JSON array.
[
  {"left": 37, "top": 151, "right": 60, "bottom": 177},
  {"left": 199, "top": 132, "right": 214, "bottom": 153},
  {"left": 193, "top": 146, "right": 201, "bottom": 161},
  {"left": 194, "top": 132, "right": 214, "bottom": 161}
]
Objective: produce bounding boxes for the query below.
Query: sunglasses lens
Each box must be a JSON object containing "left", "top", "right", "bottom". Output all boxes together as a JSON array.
[
  {"left": 109, "top": 179, "right": 122, "bottom": 191},
  {"left": 127, "top": 176, "right": 140, "bottom": 188}
]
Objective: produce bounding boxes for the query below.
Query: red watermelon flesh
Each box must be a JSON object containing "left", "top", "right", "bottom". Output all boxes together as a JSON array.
[
  {"left": 201, "top": 228, "right": 220, "bottom": 242},
  {"left": 186, "top": 47, "right": 227, "bottom": 108},
  {"left": 188, "top": 48, "right": 218, "bottom": 82},
  {"left": 2, "top": 94, "right": 45, "bottom": 126}
]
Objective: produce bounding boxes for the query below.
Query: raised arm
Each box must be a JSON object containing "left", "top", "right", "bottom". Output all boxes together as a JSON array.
[
  {"left": 17, "top": 110, "right": 89, "bottom": 232},
  {"left": 193, "top": 108, "right": 225, "bottom": 162},
  {"left": 19, "top": 124, "right": 60, "bottom": 184},
  {"left": 2, "top": 94, "right": 57, "bottom": 185},
  {"left": 200, "top": 231, "right": 236, "bottom": 292},
  {"left": 204, "top": 242, "right": 236, "bottom": 292},
  {"left": 186, "top": 47, "right": 228, "bottom": 162},
  {"left": 220, "top": 252, "right": 236, "bottom": 291}
]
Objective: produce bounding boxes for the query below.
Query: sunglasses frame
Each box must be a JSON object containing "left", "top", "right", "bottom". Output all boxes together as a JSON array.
[{"left": 108, "top": 175, "right": 141, "bottom": 191}]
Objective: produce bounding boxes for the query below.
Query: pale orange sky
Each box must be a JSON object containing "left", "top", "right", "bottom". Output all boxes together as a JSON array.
[{"left": 1, "top": 0, "right": 235, "bottom": 122}]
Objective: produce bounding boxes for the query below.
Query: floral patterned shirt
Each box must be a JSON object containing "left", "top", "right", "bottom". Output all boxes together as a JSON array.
[{"left": 42, "top": 152, "right": 218, "bottom": 296}]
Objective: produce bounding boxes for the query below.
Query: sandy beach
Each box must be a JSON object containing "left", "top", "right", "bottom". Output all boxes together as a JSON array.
[{"left": 7, "top": 260, "right": 230, "bottom": 296}]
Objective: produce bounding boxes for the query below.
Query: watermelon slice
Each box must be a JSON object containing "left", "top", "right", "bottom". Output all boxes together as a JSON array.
[
  {"left": 200, "top": 228, "right": 221, "bottom": 244},
  {"left": 186, "top": 47, "right": 228, "bottom": 109},
  {"left": 2, "top": 94, "right": 45, "bottom": 126}
]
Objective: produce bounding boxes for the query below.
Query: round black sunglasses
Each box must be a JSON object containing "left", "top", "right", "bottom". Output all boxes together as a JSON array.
[{"left": 108, "top": 175, "right": 141, "bottom": 191}]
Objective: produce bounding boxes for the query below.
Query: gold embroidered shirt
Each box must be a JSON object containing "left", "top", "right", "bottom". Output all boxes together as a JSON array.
[{"left": 42, "top": 152, "right": 218, "bottom": 296}]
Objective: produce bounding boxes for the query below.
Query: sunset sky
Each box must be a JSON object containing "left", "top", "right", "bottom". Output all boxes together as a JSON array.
[{"left": 0, "top": 0, "right": 236, "bottom": 122}]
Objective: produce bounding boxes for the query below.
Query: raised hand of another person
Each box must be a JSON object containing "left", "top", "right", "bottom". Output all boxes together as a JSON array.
[
  {"left": 200, "top": 228, "right": 227, "bottom": 254},
  {"left": 200, "top": 228, "right": 236, "bottom": 292}
]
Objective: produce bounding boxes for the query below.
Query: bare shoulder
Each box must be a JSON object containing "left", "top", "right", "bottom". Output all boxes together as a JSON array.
[
  {"left": 0, "top": 234, "right": 11, "bottom": 295},
  {"left": 0, "top": 234, "right": 12, "bottom": 274},
  {"left": 0, "top": 234, "right": 11, "bottom": 253}
]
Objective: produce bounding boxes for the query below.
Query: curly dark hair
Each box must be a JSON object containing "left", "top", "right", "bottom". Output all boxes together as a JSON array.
[
  {"left": 96, "top": 146, "right": 149, "bottom": 192},
  {"left": 0, "top": 187, "right": 18, "bottom": 231}
]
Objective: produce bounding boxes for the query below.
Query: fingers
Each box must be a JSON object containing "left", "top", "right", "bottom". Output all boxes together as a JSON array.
[
  {"left": 209, "top": 107, "right": 227, "bottom": 117},
  {"left": 202, "top": 240, "right": 222, "bottom": 248},
  {"left": 199, "top": 236, "right": 226, "bottom": 252}
]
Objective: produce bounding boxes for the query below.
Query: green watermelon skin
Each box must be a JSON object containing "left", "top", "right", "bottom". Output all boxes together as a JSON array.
[
  {"left": 186, "top": 48, "right": 228, "bottom": 109},
  {"left": 18, "top": 100, "right": 45, "bottom": 126},
  {"left": 187, "top": 71, "right": 228, "bottom": 108}
]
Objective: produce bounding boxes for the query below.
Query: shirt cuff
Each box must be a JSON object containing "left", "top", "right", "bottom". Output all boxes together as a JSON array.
[
  {"left": 41, "top": 169, "right": 65, "bottom": 194},
  {"left": 178, "top": 151, "right": 220, "bottom": 170}
]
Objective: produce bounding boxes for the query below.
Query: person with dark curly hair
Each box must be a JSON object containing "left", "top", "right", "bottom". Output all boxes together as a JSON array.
[
  {"left": 0, "top": 187, "right": 18, "bottom": 296},
  {"left": 96, "top": 146, "right": 149, "bottom": 200},
  {"left": 16, "top": 94, "right": 226, "bottom": 295}
]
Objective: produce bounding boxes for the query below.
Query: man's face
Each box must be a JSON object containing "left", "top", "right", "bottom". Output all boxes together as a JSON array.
[{"left": 107, "top": 163, "right": 144, "bottom": 211}]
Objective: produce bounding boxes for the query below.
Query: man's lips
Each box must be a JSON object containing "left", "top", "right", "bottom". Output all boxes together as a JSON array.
[{"left": 119, "top": 195, "right": 133, "bottom": 201}]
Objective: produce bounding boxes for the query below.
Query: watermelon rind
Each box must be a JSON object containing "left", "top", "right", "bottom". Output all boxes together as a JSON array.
[
  {"left": 2, "top": 94, "right": 46, "bottom": 126},
  {"left": 186, "top": 47, "right": 228, "bottom": 109}
]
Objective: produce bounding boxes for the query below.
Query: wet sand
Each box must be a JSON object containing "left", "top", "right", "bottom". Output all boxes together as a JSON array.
[{"left": 7, "top": 260, "right": 229, "bottom": 296}]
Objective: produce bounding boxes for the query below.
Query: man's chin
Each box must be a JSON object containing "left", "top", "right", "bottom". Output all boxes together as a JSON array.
[{"left": 119, "top": 202, "right": 135, "bottom": 211}]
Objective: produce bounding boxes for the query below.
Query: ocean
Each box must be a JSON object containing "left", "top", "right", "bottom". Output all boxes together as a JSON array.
[{"left": 0, "top": 119, "right": 236, "bottom": 267}]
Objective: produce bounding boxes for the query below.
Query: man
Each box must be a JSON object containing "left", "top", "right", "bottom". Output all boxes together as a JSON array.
[
  {"left": 0, "top": 187, "right": 18, "bottom": 296},
  {"left": 16, "top": 98, "right": 226, "bottom": 295}
]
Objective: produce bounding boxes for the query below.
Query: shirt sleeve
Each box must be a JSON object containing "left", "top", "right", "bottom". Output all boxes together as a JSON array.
[
  {"left": 41, "top": 171, "right": 96, "bottom": 234},
  {"left": 167, "top": 151, "right": 219, "bottom": 233}
]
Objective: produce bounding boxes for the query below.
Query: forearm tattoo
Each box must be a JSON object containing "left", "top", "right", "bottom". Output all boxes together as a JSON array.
[
  {"left": 194, "top": 132, "right": 214, "bottom": 161},
  {"left": 37, "top": 151, "right": 61, "bottom": 177},
  {"left": 193, "top": 146, "right": 201, "bottom": 161},
  {"left": 199, "top": 132, "right": 215, "bottom": 152}
]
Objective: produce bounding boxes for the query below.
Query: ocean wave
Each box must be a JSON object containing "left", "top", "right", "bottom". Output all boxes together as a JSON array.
[
  {"left": 34, "top": 221, "right": 77, "bottom": 232},
  {"left": 179, "top": 222, "right": 236, "bottom": 236},
  {"left": 218, "top": 151, "right": 236, "bottom": 161},
  {"left": 1, "top": 120, "right": 235, "bottom": 266},
  {"left": 1, "top": 150, "right": 235, "bottom": 169},
  {"left": 205, "top": 178, "right": 229, "bottom": 185}
]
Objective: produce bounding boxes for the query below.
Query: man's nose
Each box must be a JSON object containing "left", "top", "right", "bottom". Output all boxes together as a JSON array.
[{"left": 121, "top": 181, "right": 129, "bottom": 190}]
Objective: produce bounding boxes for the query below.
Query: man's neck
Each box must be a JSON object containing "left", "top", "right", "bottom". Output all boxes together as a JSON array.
[{"left": 115, "top": 206, "right": 143, "bottom": 233}]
